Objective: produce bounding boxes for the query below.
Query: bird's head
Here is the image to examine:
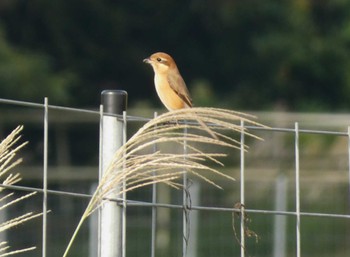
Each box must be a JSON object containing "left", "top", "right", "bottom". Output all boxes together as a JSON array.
[{"left": 143, "top": 52, "right": 178, "bottom": 74}]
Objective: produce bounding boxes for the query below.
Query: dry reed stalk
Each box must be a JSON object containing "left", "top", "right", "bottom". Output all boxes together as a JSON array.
[
  {"left": 63, "top": 107, "right": 265, "bottom": 256},
  {"left": 0, "top": 246, "right": 37, "bottom": 257},
  {"left": 0, "top": 126, "right": 42, "bottom": 256}
]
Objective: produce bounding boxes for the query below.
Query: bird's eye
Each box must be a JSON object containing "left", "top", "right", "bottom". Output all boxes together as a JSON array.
[{"left": 156, "top": 57, "right": 162, "bottom": 62}]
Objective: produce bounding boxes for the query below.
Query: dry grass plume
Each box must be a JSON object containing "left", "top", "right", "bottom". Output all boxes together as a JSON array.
[
  {"left": 63, "top": 107, "right": 265, "bottom": 256},
  {"left": 0, "top": 126, "right": 42, "bottom": 256}
]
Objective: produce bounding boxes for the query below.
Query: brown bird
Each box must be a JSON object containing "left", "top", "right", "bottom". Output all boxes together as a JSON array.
[
  {"left": 143, "top": 52, "right": 217, "bottom": 138},
  {"left": 143, "top": 52, "right": 192, "bottom": 111}
]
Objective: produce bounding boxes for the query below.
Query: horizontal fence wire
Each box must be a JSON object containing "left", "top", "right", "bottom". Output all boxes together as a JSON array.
[
  {"left": 0, "top": 97, "right": 350, "bottom": 257},
  {"left": 0, "top": 183, "right": 349, "bottom": 220},
  {"left": 0, "top": 97, "right": 349, "bottom": 218},
  {"left": 0, "top": 97, "right": 348, "bottom": 135}
]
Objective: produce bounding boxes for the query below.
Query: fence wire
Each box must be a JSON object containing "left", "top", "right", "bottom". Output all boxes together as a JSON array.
[{"left": 0, "top": 97, "right": 349, "bottom": 257}]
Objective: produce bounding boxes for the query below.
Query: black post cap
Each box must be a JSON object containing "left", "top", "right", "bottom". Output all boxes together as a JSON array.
[{"left": 101, "top": 90, "right": 128, "bottom": 115}]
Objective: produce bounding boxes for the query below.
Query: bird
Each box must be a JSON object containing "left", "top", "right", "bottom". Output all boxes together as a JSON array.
[
  {"left": 143, "top": 52, "right": 192, "bottom": 111},
  {"left": 143, "top": 52, "right": 217, "bottom": 138}
]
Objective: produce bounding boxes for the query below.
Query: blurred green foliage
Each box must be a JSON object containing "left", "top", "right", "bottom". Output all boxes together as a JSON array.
[
  {"left": 0, "top": 26, "right": 75, "bottom": 103},
  {"left": 1, "top": 0, "right": 350, "bottom": 110}
]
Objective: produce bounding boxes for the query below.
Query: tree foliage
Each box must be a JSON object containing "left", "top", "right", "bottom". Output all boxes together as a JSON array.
[
  {"left": 0, "top": 26, "right": 74, "bottom": 103},
  {"left": 1, "top": 0, "right": 350, "bottom": 110}
]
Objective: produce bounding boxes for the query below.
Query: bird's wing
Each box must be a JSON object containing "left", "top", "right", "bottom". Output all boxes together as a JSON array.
[{"left": 167, "top": 72, "right": 192, "bottom": 108}]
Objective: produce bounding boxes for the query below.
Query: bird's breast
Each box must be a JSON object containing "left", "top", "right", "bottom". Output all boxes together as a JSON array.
[{"left": 154, "top": 74, "right": 187, "bottom": 111}]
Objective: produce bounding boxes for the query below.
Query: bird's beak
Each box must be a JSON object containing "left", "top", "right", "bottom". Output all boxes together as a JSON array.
[{"left": 143, "top": 57, "right": 151, "bottom": 64}]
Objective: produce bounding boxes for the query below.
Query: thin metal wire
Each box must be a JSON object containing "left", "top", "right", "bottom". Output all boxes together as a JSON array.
[
  {"left": 1, "top": 97, "right": 348, "bottom": 135},
  {"left": 0, "top": 97, "right": 149, "bottom": 122},
  {"left": 2, "top": 98, "right": 350, "bottom": 256},
  {"left": 98, "top": 105, "right": 104, "bottom": 181},
  {"left": 1, "top": 97, "right": 349, "bottom": 135},
  {"left": 97, "top": 105, "right": 103, "bottom": 257},
  {"left": 295, "top": 122, "right": 301, "bottom": 257},
  {"left": 244, "top": 125, "right": 349, "bottom": 136},
  {"left": 1, "top": 182, "right": 350, "bottom": 219},
  {"left": 151, "top": 112, "right": 158, "bottom": 257},
  {"left": 0, "top": 97, "right": 99, "bottom": 114},
  {"left": 122, "top": 111, "right": 127, "bottom": 257},
  {"left": 240, "top": 120, "right": 245, "bottom": 257},
  {"left": 348, "top": 127, "right": 350, "bottom": 214},
  {"left": 182, "top": 126, "right": 190, "bottom": 257},
  {"left": 42, "top": 98, "right": 48, "bottom": 257}
]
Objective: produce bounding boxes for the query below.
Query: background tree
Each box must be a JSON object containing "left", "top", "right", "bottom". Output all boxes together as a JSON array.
[{"left": 1, "top": 0, "right": 350, "bottom": 110}]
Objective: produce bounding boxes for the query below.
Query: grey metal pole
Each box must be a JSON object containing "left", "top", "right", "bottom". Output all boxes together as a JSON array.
[
  {"left": 187, "top": 182, "right": 199, "bottom": 257},
  {"left": 99, "top": 90, "right": 127, "bottom": 257},
  {"left": 273, "top": 176, "right": 287, "bottom": 257}
]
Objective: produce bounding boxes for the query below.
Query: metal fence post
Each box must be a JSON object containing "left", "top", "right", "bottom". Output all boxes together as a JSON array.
[{"left": 99, "top": 90, "right": 128, "bottom": 257}]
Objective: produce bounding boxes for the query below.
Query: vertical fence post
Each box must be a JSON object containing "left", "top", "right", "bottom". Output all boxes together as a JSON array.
[
  {"left": 99, "top": 90, "right": 128, "bottom": 257},
  {"left": 347, "top": 127, "right": 350, "bottom": 214},
  {"left": 183, "top": 126, "right": 189, "bottom": 257},
  {"left": 240, "top": 120, "right": 245, "bottom": 257},
  {"left": 187, "top": 182, "right": 199, "bottom": 257},
  {"left": 151, "top": 112, "right": 158, "bottom": 257},
  {"left": 294, "top": 122, "right": 301, "bottom": 257},
  {"left": 42, "top": 97, "right": 48, "bottom": 257},
  {"left": 273, "top": 175, "right": 288, "bottom": 257},
  {"left": 89, "top": 183, "right": 99, "bottom": 257},
  {"left": 121, "top": 111, "right": 127, "bottom": 257}
]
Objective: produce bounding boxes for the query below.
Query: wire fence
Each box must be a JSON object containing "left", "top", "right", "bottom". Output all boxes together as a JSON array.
[{"left": 0, "top": 95, "right": 349, "bottom": 257}]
